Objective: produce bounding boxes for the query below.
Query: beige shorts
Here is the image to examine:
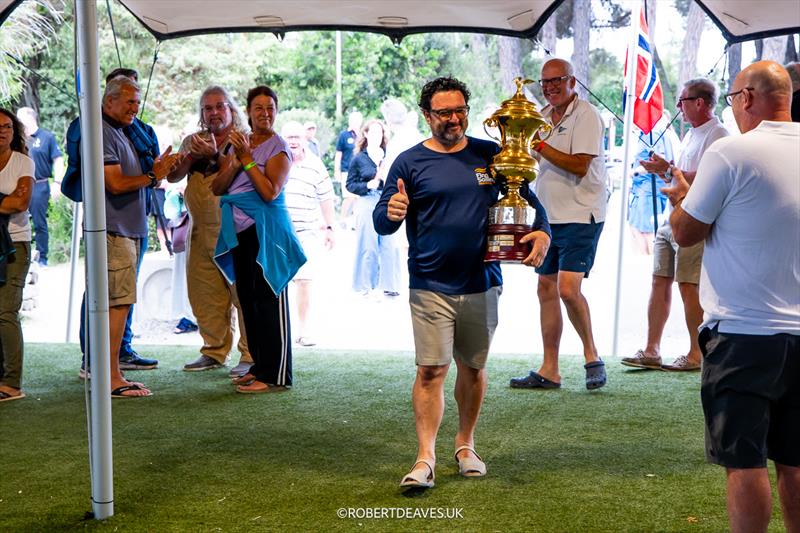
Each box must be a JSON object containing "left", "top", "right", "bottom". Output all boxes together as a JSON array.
[
  {"left": 107, "top": 233, "right": 138, "bottom": 307},
  {"left": 409, "top": 286, "right": 501, "bottom": 369},
  {"left": 340, "top": 171, "right": 357, "bottom": 199},
  {"left": 293, "top": 230, "right": 322, "bottom": 281},
  {"left": 653, "top": 224, "right": 704, "bottom": 284}
]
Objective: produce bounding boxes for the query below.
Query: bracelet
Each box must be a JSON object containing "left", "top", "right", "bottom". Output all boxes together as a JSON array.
[
  {"left": 325, "top": 225, "right": 334, "bottom": 231},
  {"left": 533, "top": 141, "right": 546, "bottom": 153},
  {"left": 243, "top": 160, "right": 257, "bottom": 172}
]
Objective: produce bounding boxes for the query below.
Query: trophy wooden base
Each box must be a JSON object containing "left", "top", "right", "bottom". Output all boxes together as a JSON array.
[{"left": 485, "top": 223, "right": 532, "bottom": 262}]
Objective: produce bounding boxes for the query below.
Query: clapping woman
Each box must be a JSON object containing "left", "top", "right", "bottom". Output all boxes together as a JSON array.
[
  {"left": 211, "top": 86, "right": 306, "bottom": 393},
  {"left": 0, "top": 108, "right": 35, "bottom": 403}
]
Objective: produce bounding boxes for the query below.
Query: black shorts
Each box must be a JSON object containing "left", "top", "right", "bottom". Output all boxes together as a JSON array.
[{"left": 700, "top": 326, "right": 800, "bottom": 468}]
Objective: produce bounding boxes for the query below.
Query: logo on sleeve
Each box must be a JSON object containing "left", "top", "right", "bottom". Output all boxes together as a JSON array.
[{"left": 475, "top": 167, "right": 494, "bottom": 186}]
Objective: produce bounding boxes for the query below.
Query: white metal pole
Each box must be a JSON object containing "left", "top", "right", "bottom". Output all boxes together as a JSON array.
[
  {"left": 75, "top": 0, "right": 114, "bottom": 520},
  {"left": 335, "top": 30, "right": 342, "bottom": 120},
  {"left": 612, "top": 1, "right": 641, "bottom": 357},
  {"left": 65, "top": 201, "right": 82, "bottom": 342}
]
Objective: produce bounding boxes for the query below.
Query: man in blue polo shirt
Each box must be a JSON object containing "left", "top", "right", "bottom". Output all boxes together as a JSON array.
[
  {"left": 374, "top": 77, "right": 551, "bottom": 488},
  {"left": 16, "top": 107, "right": 63, "bottom": 267}
]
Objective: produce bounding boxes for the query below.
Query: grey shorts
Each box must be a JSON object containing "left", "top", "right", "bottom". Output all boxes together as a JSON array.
[
  {"left": 409, "top": 286, "right": 501, "bottom": 369},
  {"left": 653, "top": 224, "right": 704, "bottom": 283},
  {"left": 293, "top": 230, "right": 322, "bottom": 281},
  {"left": 107, "top": 234, "right": 138, "bottom": 307}
]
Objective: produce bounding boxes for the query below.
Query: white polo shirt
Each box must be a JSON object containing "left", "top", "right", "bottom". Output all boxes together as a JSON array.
[
  {"left": 533, "top": 97, "right": 607, "bottom": 224},
  {"left": 682, "top": 121, "right": 800, "bottom": 335}
]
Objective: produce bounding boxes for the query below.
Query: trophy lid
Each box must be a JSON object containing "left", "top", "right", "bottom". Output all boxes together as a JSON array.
[{"left": 488, "top": 77, "right": 546, "bottom": 122}]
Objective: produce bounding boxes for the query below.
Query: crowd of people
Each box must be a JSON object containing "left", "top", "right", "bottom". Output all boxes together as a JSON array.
[{"left": 0, "top": 56, "right": 797, "bottom": 532}]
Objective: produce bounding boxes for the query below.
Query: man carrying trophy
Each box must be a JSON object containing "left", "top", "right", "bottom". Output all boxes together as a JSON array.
[
  {"left": 374, "top": 77, "right": 551, "bottom": 488},
  {"left": 510, "top": 58, "right": 608, "bottom": 391}
]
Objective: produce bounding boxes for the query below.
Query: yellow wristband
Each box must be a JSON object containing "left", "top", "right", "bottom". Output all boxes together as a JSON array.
[{"left": 243, "top": 160, "right": 257, "bottom": 171}]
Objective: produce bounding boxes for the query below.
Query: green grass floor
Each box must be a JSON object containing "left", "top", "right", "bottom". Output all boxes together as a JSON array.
[{"left": 0, "top": 344, "right": 786, "bottom": 532}]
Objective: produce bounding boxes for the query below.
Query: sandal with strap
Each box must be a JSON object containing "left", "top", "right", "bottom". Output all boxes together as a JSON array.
[
  {"left": 399, "top": 459, "right": 435, "bottom": 488},
  {"left": 454, "top": 445, "right": 487, "bottom": 477}
]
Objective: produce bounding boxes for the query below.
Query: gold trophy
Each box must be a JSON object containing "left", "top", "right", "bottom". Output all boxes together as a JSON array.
[{"left": 484, "top": 77, "right": 550, "bottom": 262}]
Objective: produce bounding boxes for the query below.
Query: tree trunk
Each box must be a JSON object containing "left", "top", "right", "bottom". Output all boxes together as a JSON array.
[
  {"left": 755, "top": 39, "right": 763, "bottom": 61},
  {"left": 540, "top": 14, "right": 557, "bottom": 56},
  {"left": 645, "top": 0, "right": 657, "bottom": 42},
  {"left": 678, "top": 2, "right": 704, "bottom": 92},
  {"left": 727, "top": 42, "right": 742, "bottom": 92},
  {"left": 761, "top": 35, "right": 788, "bottom": 62},
  {"left": 571, "top": 0, "right": 590, "bottom": 99},
  {"left": 20, "top": 53, "right": 42, "bottom": 114},
  {"left": 498, "top": 36, "right": 523, "bottom": 96},
  {"left": 786, "top": 36, "right": 798, "bottom": 63}
]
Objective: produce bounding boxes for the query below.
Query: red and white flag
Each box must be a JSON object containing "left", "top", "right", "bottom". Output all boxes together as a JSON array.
[{"left": 623, "top": 5, "right": 664, "bottom": 134}]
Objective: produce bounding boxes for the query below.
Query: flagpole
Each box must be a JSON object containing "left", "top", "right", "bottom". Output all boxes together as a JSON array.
[{"left": 612, "top": 1, "right": 642, "bottom": 356}]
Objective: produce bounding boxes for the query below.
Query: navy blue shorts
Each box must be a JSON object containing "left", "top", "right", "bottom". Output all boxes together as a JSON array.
[
  {"left": 700, "top": 327, "right": 800, "bottom": 468},
  {"left": 535, "top": 219, "right": 604, "bottom": 277}
]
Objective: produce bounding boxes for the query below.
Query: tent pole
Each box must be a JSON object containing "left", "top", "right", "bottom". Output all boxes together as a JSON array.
[
  {"left": 75, "top": 0, "right": 114, "bottom": 520},
  {"left": 65, "top": 201, "right": 82, "bottom": 342},
  {"left": 612, "top": 1, "right": 642, "bottom": 357}
]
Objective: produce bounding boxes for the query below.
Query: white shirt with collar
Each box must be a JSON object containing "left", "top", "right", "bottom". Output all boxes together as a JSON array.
[{"left": 533, "top": 97, "right": 607, "bottom": 224}]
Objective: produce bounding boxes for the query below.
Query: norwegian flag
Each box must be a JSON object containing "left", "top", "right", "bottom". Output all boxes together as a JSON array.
[{"left": 623, "top": 6, "right": 663, "bottom": 135}]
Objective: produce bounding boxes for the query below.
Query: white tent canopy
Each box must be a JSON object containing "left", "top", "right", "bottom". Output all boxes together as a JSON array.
[{"left": 2, "top": 0, "right": 799, "bottom": 43}]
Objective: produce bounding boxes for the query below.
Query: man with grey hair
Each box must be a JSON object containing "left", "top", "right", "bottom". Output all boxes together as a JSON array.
[
  {"left": 622, "top": 77, "right": 729, "bottom": 372},
  {"left": 784, "top": 61, "right": 800, "bottom": 121},
  {"left": 98, "top": 76, "right": 181, "bottom": 396},
  {"left": 281, "top": 120, "right": 336, "bottom": 345},
  {"left": 15, "top": 106, "right": 63, "bottom": 267},
  {"left": 666, "top": 59, "right": 799, "bottom": 533},
  {"left": 168, "top": 86, "right": 253, "bottom": 375}
]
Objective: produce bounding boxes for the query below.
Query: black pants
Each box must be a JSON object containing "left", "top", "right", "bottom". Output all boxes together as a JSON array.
[
  {"left": 30, "top": 180, "right": 50, "bottom": 263},
  {"left": 232, "top": 226, "right": 292, "bottom": 386}
]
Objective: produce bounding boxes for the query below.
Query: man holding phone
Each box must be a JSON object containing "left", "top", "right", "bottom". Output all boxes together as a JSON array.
[{"left": 622, "top": 78, "right": 729, "bottom": 371}]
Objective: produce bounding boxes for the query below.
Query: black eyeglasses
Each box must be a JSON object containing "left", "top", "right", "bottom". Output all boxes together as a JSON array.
[
  {"left": 538, "top": 75, "right": 571, "bottom": 86},
  {"left": 428, "top": 106, "right": 470, "bottom": 120},
  {"left": 724, "top": 87, "right": 754, "bottom": 106},
  {"left": 676, "top": 96, "right": 701, "bottom": 107}
]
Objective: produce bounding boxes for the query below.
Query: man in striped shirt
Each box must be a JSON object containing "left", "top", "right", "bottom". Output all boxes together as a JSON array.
[{"left": 281, "top": 121, "right": 337, "bottom": 346}]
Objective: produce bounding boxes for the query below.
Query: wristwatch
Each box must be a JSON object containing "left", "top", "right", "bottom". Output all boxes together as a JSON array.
[{"left": 147, "top": 171, "right": 158, "bottom": 188}]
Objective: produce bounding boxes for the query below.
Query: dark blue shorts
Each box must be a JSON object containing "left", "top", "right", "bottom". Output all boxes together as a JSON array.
[
  {"left": 700, "top": 327, "right": 800, "bottom": 468},
  {"left": 535, "top": 219, "right": 604, "bottom": 277}
]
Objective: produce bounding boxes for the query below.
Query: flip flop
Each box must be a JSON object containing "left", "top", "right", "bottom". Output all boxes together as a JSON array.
[
  {"left": 585, "top": 360, "right": 607, "bottom": 390},
  {"left": 400, "top": 459, "right": 435, "bottom": 488},
  {"left": 111, "top": 384, "right": 152, "bottom": 398},
  {"left": 235, "top": 382, "right": 287, "bottom": 394},
  {"left": 232, "top": 373, "right": 256, "bottom": 385},
  {"left": 0, "top": 390, "right": 26, "bottom": 403},
  {"left": 454, "top": 446, "right": 487, "bottom": 477}
]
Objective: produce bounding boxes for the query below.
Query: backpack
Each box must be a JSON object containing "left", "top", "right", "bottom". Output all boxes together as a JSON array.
[{"left": 61, "top": 118, "right": 83, "bottom": 202}]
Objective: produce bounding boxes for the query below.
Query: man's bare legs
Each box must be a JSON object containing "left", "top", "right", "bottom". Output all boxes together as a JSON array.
[
  {"left": 677, "top": 282, "right": 703, "bottom": 365},
  {"left": 294, "top": 279, "right": 312, "bottom": 340},
  {"left": 453, "top": 358, "right": 486, "bottom": 463},
  {"left": 537, "top": 271, "right": 600, "bottom": 383},
  {"left": 776, "top": 463, "right": 800, "bottom": 533},
  {"left": 109, "top": 304, "right": 149, "bottom": 396},
  {"left": 726, "top": 467, "right": 773, "bottom": 533},
  {"left": 644, "top": 275, "right": 673, "bottom": 357},
  {"left": 412, "top": 364, "right": 449, "bottom": 468}
]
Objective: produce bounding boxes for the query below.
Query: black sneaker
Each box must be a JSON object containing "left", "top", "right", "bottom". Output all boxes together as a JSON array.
[{"left": 119, "top": 352, "right": 158, "bottom": 370}]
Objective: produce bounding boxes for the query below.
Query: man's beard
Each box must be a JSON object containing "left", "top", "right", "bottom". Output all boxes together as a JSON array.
[{"left": 433, "top": 118, "right": 467, "bottom": 146}]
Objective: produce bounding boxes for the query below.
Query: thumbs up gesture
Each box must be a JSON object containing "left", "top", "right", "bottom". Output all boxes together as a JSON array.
[{"left": 387, "top": 178, "right": 409, "bottom": 222}]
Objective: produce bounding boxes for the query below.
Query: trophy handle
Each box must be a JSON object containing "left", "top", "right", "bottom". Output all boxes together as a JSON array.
[{"left": 483, "top": 117, "right": 502, "bottom": 144}]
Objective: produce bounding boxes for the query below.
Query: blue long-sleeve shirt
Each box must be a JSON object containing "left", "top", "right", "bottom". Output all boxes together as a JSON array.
[{"left": 373, "top": 137, "right": 550, "bottom": 295}]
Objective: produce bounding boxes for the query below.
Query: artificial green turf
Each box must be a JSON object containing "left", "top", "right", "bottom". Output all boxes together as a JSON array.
[{"left": 0, "top": 344, "right": 787, "bottom": 532}]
